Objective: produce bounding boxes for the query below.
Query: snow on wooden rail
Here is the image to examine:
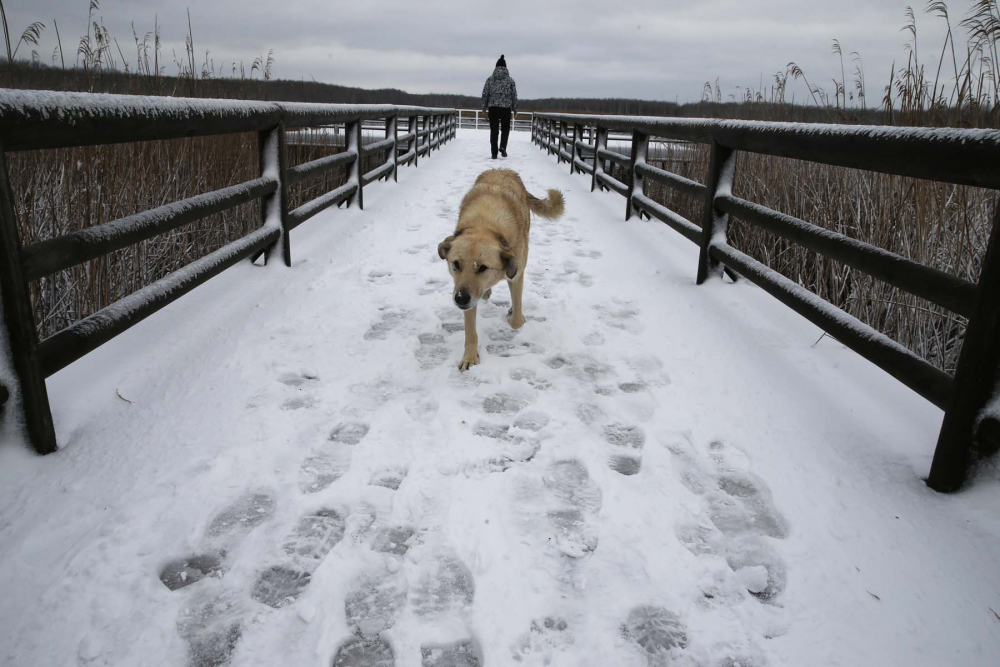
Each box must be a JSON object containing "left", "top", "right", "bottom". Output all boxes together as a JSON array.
[
  {"left": 532, "top": 111, "right": 1000, "bottom": 493},
  {"left": 0, "top": 89, "right": 457, "bottom": 457}
]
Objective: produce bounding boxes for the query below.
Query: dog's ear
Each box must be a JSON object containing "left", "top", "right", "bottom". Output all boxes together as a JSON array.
[
  {"left": 500, "top": 249, "right": 518, "bottom": 279},
  {"left": 437, "top": 236, "right": 455, "bottom": 260}
]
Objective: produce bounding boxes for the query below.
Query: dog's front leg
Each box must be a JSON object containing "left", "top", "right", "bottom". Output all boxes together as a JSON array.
[
  {"left": 507, "top": 273, "right": 526, "bottom": 329},
  {"left": 459, "top": 305, "right": 480, "bottom": 370}
]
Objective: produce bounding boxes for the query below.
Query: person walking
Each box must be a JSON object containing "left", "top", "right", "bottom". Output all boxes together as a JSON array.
[{"left": 482, "top": 55, "right": 518, "bottom": 159}]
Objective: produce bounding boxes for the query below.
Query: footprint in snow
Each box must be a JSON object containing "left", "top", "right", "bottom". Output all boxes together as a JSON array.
[
  {"left": 160, "top": 489, "right": 276, "bottom": 592},
  {"left": 668, "top": 436, "right": 791, "bottom": 603},
  {"left": 604, "top": 423, "right": 645, "bottom": 476},
  {"left": 299, "top": 444, "right": 352, "bottom": 494},
  {"left": 177, "top": 587, "right": 243, "bottom": 667},
  {"left": 416, "top": 332, "right": 450, "bottom": 370},
  {"left": 421, "top": 639, "right": 483, "bottom": 667},
  {"left": 250, "top": 508, "right": 346, "bottom": 609},
  {"left": 365, "top": 308, "right": 410, "bottom": 341},
  {"left": 344, "top": 565, "right": 408, "bottom": 637},
  {"left": 511, "top": 617, "right": 574, "bottom": 665},
  {"left": 409, "top": 551, "right": 476, "bottom": 618},
  {"left": 544, "top": 459, "right": 603, "bottom": 558},
  {"left": 621, "top": 605, "right": 689, "bottom": 662},
  {"left": 333, "top": 637, "right": 395, "bottom": 667}
]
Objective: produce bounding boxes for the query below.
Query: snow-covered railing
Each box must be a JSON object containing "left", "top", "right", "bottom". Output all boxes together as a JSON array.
[
  {"left": 0, "top": 89, "right": 457, "bottom": 457},
  {"left": 533, "top": 112, "right": 1000, "bottom": 493}
]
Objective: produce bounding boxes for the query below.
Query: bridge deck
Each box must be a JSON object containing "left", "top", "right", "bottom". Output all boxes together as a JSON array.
[{"left": 1, "top": 130, "right": 998, "bottom": 666}]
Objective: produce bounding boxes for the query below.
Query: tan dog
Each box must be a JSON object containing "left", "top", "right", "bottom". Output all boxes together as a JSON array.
[{"left": 438, "top": 169, "right": 564, "bottom": 370}]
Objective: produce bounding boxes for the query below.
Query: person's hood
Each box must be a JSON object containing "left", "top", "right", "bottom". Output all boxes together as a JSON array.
[{"left": 491, "top": 66, "right": 509, "bottom": 79}]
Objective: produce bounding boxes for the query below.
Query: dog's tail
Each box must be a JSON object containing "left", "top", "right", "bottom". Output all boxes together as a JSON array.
[{"left": 527, "top": 189, "right": 565, "bottom": 220}]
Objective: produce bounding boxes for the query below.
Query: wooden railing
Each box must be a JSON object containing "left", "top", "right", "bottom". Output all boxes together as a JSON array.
[
  {"left": 0, "top": 89, "right": 457, "bottom": 456},
  {"left": 532, "top": 112, "right": 1000, "bottom": 492}
]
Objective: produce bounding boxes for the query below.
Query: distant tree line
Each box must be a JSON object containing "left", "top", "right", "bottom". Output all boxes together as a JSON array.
[{"left": 5, "top": 60, "right": 881, "bottom": 124}]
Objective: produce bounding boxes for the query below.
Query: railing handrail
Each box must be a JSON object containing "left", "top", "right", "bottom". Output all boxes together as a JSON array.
[
  {"left": 534, "top": 111, "right": 1000, "bottom": 189},
  {"left": 0, "top": 88, "right": 458, "bottom": 151},
  {"left": 531, "top": 110, "right": 1000, "bottom": 493},
  {"left": 0, "top": 89, "right": 458, "bottom": 457}
]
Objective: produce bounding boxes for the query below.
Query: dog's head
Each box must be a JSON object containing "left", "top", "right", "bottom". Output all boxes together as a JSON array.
[{"left": 438, "top": 229, "right": 517, "bottom": 310}]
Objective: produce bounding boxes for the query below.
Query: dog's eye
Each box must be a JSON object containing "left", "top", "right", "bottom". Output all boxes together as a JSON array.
[
  {"left": 477, "top": 265, "right": 489, "bottom": 274},
  {"left": 452, "top": 261, "right": 461, "bottom": 271}
]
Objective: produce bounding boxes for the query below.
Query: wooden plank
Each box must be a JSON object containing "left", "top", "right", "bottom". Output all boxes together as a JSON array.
[
  {"left": 596, "top": 172, "right": 629, "bottom": 198},
  {"left": 362, "top": 136, "right": 395, "bottom": 155},
  {"left": 38, "top": 226, "right": 280, "bottom": 377},
  {"left": 634, "top": 162, "right": 706, "bottom": 199},
  {"left": 288, "top": 182, "right": 358, "bottom": 230},
  {"left": 716, "top": 193, "right": 977, "bottom": 318},
  {"left": 385, "top": 115, "right": 398, "bottom": 182},
  {"left": 632, "top": 193, "right": 701, "bottom": 245},
  {"left": 597, "top": 147, "right": 630, "bottom": 166},
  {"left": 286, "top": 150, "right": 356, "bottom": 184},
  {"left": 928, "top": 207, "right": 1000, "bottom": 491},
  {"left": 696, "top": 140, "right": 737, "bottom": 284},
  {"left": 709, "top": 241, "right": 953, "bottom": 409},
  {"left": 22, "top": 176, "right": 277, "bottom": 281},
  {"left": 572, "top": 158, "right": 593, "bottom": 175},
  {"left": 361, "top": 161, "right": 395, "bottom": 186},
  {"left": 0, "top": 143, "right": 57, "bottom": 453}
]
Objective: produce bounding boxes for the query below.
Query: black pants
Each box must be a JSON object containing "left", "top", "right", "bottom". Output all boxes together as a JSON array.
[{"left": 488, "top": 106, "right": 511, "bottom": 157}]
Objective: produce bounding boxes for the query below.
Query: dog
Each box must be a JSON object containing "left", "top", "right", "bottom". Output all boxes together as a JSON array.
[{"left": 438, "top": 169, "right": 564, "bottom": 370}]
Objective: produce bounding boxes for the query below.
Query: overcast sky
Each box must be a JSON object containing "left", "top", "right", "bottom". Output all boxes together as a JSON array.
[{"left": 9, "top": 0, "right": 980, "bottom": 104}]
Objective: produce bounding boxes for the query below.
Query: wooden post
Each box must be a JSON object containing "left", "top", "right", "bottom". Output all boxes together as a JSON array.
[
  {"left": 345, "top": 119, "right": 363, "bottom": 210},
  {"left": 591, "top": 126, "right": 608, "bottom": 192},
  {"left": 407, "top": 116, "right": 418, "bottom": 167},
  {"left": 927, "top": 207, "right": 1000, "bottom": 492},
  {"left": 385, "top": 115, "right": 398, "bottom": 182},
  {"left": 0, "top": 143, "right": 57, "bottom": 454},
  {"left": 257, "top": 122, "right": 290, "bottom": 267},
  {"left": 413, "top": 116, "right": 421, "bottom": 168},
  {"left": 626, "top": 129, "right": 649, "bottom": 221},
  {"left": 696, "top": 140, "right": 737, "bottom": 284},
  {"left": 570, "top": 122, "right": 585, "bottom": 174}
]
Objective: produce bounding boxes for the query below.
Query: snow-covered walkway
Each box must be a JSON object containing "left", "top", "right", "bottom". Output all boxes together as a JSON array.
[{"left": 1, "top": 130, "right": 999, "bottom": 667}]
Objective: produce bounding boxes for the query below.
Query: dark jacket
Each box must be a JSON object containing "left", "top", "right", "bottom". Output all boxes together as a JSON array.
[{"left": 482, "top": 66, "right": 518, "bottom": 114}]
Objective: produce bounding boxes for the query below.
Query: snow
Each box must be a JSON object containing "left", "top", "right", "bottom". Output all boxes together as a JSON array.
[{"left": 1, "top": 130, "right": 999, "bottom": 667}]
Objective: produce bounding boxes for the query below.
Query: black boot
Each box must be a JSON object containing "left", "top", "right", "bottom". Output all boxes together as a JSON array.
[{"left": 500, "top": 147, "right": 507, "bottom": 157}]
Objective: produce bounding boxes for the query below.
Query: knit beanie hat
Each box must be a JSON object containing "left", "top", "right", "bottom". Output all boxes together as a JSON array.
[{"left": 496, "top": 55, "right": 507, "bottom": 68}]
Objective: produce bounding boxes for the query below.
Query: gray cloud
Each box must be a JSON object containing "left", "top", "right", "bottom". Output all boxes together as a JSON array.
[{"left": 10, "top": 0, "right": 972, "bottom": 103}]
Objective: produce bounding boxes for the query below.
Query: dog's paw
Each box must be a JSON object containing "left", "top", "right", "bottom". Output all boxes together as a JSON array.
[
  {"left": 507, "top": 308, "right": 526, "bottom": 330},
  {"left": 459, "top": 348, "right": 481, "bottom": 371}
]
